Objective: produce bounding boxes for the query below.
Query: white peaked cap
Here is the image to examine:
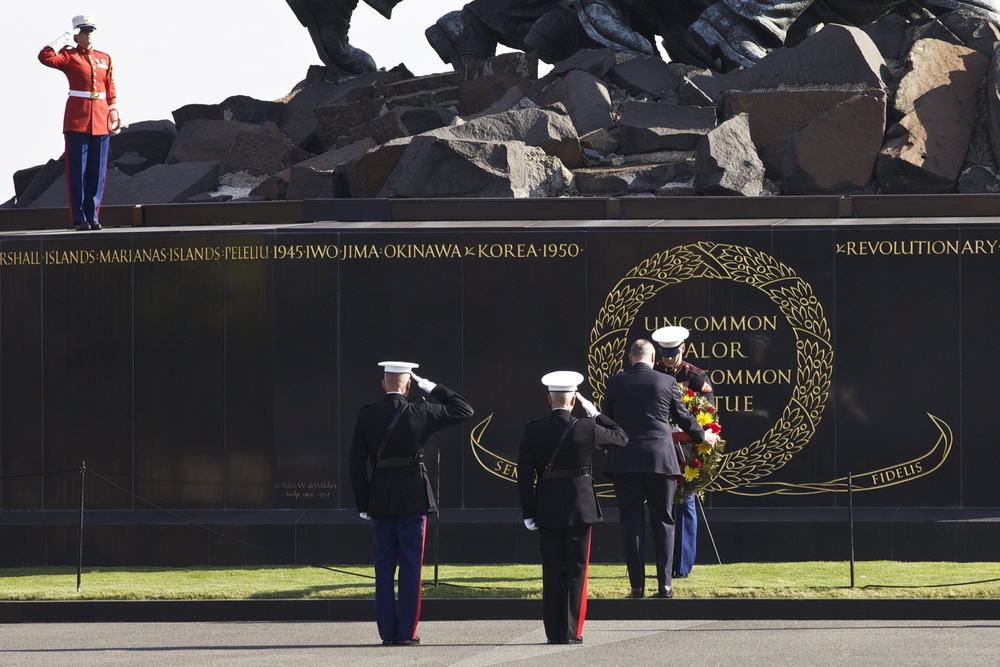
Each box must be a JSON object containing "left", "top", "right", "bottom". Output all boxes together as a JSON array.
[
  {"left": 541, "top": 370, "right": 584, "bottom": 392},
  {"left": 378, "top": 361, "right": 419, "bottom": 374},
  {"left": 652, "top": 326, "right": 690, "bottom": 353},
  {"left": 73, "top": 15, "right": 97, "bottom": 30}
]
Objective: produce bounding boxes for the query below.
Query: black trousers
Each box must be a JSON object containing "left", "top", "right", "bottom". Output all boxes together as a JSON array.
[
  {"left": 538, "top": 524, "right": 592, "bottom": 643},
  {"left": 612, "top": 472, "right": 677, "bottom": 591}
]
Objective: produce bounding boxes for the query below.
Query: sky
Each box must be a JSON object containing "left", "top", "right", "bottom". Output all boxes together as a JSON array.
[{"left": 3, "top": 0, "right": 480, "bottom": 203}]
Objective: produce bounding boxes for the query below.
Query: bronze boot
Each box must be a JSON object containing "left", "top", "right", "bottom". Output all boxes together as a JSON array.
[
  {"left": 286, "top": 0, "right": 376, "bottom": 77},
  {"left": 425, "top": 9, "right": 498, "bottom": 74},
  {"left": 363, "top": 0, "right": 403, "bottom": 20}
]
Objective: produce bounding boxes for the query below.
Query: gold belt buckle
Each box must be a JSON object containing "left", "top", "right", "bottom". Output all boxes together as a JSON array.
[{"left": 90, "top": 90, "right": 100, "bottom": 100}]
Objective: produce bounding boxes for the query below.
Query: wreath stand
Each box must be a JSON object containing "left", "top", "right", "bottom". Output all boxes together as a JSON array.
[{"left": 696, "top": 495, "right": 722, "bottom": 565}]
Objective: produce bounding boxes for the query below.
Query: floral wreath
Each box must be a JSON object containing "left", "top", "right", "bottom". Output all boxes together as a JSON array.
[{"left": 673, "top": 386, "right": 725, "bottom": 503}]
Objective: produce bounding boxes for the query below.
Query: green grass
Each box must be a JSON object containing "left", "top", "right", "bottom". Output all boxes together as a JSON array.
[{"left": 3, "top": 562, "right": 1000, "bottom": 601}]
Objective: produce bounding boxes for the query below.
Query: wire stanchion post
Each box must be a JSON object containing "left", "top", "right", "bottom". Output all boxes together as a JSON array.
[
  {"left": 77, "top": 461, "right": 86, "bottom": 592},
  {"left": 848, "top": 471, "right": 855, "bottom": 588},
  {"left": 434, "top": 447, "right": 441, "bottom": 587}
]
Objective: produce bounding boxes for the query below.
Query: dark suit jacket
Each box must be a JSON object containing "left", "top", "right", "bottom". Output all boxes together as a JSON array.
[
  {"left": 517, "top": 409, "right": 627, "bottom": 528},
  {"left": 350, "top": 384, "right": 473, "bottom": 517},
  {"left": 602, "top": 362, "right": 705, "bottom": 476}
]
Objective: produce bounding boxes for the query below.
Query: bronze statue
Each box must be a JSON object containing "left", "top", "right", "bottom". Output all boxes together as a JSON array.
[
  {"left": 288, "top": 0, "right": 1000, "bottom": 80},
  {"left": 285, "top": 0, "right": 404, "bottom": 77},
  {"left": 688, "top": 0, "right": 1000, "bottom": 71},
  {"left": 424, "top": 0, "right": 1000, "bottom": 75}
]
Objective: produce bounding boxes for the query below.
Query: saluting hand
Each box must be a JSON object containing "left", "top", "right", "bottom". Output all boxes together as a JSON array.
[
  {"left": 47, "top": 31, "right": 74, "bottom": 51},
  {"left": 575, "top": 392, "right": 599, "bottom": 418},
  {"left": 409, "top": 370, "right": 437, "bottom": 393}
]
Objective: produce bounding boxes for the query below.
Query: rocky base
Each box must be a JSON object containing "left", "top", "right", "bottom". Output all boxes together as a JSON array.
[{"left": 9, "top": 8, "right": 1000, "bottom": 208}]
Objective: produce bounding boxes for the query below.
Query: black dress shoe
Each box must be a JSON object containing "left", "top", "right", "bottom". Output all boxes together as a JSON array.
[
  {"left": 567, "top": 637, "right": 583, "bottom": 644},
  {"left": 73, "top": 222, "right": 89, "bottom": 231},
  {"left": 395, "top": 637, "right": 421, "bottom": 645},
  {"left": 381, "top": 639, "right": 394, "bottom": 645},
  {"left": 630, "top": 587, "right": 644, "bottom": 598},
  {"left": 674, "top": 572, "right": 689, "bottom": 579},
  {"left": 658, "top": 585, "right": 674, "bottom": 598},
  {"left": 89, "top": 222, "right": 102, "bottom": 230}
]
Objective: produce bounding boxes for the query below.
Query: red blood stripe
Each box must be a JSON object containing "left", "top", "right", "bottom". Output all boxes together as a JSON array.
[
  {"left": 410, "top": 516, "right": 428, "bottom": 640},
  {"left": 576, "top": 526, "right": 592, "bottom": 640}
]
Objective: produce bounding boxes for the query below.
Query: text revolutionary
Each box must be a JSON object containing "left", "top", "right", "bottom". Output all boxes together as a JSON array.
[{"left": 836, "top": 239, "right": 1000, "bottom": 255}]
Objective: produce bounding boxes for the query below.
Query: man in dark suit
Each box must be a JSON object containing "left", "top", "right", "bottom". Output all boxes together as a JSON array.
[
  {"left": 602, "top": 340, "right": 719, "bottom": 598},
  {"left": 518, "top": 371, "right": 627, "bottom": 645},
  {"left": 653, "top": 325, "right": 717, "bottom": 580},
  {"left": 350, "top": 361, "right": 473, "bottom": 645}
]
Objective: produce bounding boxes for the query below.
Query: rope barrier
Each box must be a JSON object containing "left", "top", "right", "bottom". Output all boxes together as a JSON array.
[
  {"left": 7, "top": 465, "right": 994, "bottom": 593},
  {"left": 2, "top": 464, "right": 477, "bottom": 589}
]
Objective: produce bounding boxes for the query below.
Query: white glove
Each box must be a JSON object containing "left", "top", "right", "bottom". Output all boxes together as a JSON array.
[
  {"left": 576, "top": 392, "right": 599, "bottom": 418},
  {"left": 109, "top": 108, "right": 124, "bottom": 136},
  {"left": 409, "top": 370, "right": 437, "bottom": 393},
  {"left": 359, "top": 512, "right": 371, "bottom": 520},
  {"left": 47, "top": 31, "right": 74, "bottom": 51},
  {"left": 523, "top": 518, "right": 537, "bottom": 531}
]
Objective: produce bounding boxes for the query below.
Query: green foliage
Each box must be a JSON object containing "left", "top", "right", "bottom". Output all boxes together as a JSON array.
[{"left": 3, "top": 562, "right": 1000, "bottom": 601}]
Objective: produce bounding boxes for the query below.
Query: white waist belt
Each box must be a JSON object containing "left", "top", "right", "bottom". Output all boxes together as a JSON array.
[{"left": 68, "top": 90, "right": 105, "bottom": 100}]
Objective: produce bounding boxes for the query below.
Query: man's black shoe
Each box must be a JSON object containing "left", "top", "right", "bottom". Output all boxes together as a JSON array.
[
  {"left": 381, "top": 639, "right": 394, "bottom": 645},
  {"left": 395, "top": 637, "right": 421, "bottom": 645},
  {"left": 658, "top": 585, "right": 674, "bottom": 598},
  {"left": 567, "top": 637, "right": 584, "bottom": 644},
  {"left": 89, "top": 222, "right": 102, "bottom": 230},
  {"left": 73, "top": 222, "right": 89, "bottom": 231},
  {"left": 630, "top": 587, "right": 644, "bottom": 598}
]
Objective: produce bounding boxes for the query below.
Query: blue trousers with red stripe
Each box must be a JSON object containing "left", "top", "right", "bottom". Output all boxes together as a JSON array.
[
  {"left": 538, "top": 524, "right": 592, "bottom": 643},
  {"left": 64, "top": 132, "right": 110, "bottom": 224},
  {"left": 673, "top": 494, "right": 698, "bottom": 576},
  {"left": 371, "top": 514, "right": 426, "bottom": 642}
]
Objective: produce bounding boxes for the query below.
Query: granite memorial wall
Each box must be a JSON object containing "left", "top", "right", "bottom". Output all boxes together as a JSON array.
[{"left": 0, "top": 221, "right": 996, "bottom": 563}]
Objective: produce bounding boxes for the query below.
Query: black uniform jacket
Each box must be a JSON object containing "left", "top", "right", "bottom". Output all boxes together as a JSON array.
[
  {"left": 602, "top": 362, "right": 705, "bottom": 476},
  {"left": 350, "top": 384, "right": 473, "bottom": 517},
  {"left": 517, "top": 410, "right": 627, "bottom": 528}
]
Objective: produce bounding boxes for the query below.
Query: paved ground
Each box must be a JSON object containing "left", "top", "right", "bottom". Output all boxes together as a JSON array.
[{"left": 2, "top": 619, "right": 998, "bottom": 666}]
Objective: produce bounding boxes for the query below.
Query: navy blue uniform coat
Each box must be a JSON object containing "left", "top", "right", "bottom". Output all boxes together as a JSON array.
[
  {"left": 517, "top": 411, "right": 628, "bottom": 527},
  {"left": 350, "top": 384, "right": 473, "bottom": 517}
]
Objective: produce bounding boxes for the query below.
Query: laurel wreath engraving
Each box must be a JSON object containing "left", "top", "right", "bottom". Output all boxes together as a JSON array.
[{"left": 588, "top": 242, "right": 834, "bottom": 491}]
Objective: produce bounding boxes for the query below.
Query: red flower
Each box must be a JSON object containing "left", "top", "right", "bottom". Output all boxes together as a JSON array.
[
  {"left": 687, "top": 388, "right": 696, "bottom": 397},
  {"left": 707, "top": 422, "right": 722, "bottom": 434},
  {"left": 693, "top": 458, "right": 702, "bottom": 468},
  {"left": 707, "top": 405, "right": 716, "bottom": 413}
]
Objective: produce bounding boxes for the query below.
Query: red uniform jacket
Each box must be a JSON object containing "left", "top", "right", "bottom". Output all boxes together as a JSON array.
[{"left": 38, "top": 45, "right": 117, "bottom": 136}]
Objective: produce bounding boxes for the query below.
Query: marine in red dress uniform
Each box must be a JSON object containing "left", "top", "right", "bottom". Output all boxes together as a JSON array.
[{"left": 38, "top": 14, "right": 120, "bottom": 230}]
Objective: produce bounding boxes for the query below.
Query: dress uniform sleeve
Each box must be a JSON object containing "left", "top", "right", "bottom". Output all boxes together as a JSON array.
[
  {"left": 593, "top": 413, "right": 628, "bottom": 449},
  {"left": 516, "top": 430, "right": 538, "bottom": 521},
  {"left": 423, "top": 384, "right": 474, "bottom": 430},
  {"left": 105, "top": 55, "right": 116, "bottom": 109},
  {"left": 348, "top": 417, "right": 372, "bottom": 513},
  {"left": 38, "top": 46, "right": 70, "bottom": 69}
]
